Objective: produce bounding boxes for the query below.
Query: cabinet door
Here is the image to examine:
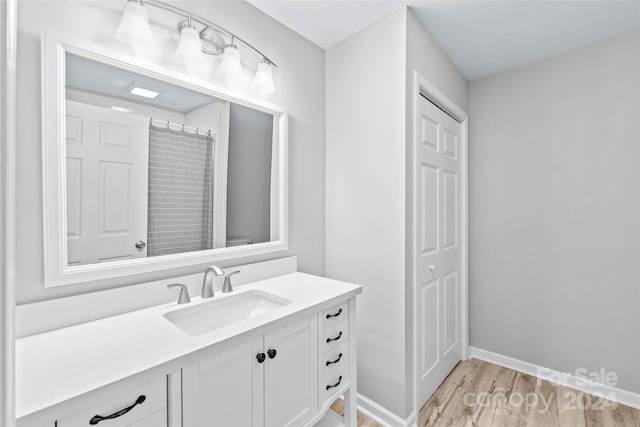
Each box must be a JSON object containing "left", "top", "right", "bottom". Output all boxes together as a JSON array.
[
  {"left": 264, "top": 316, "right": 318, "bottom": 427},
  {"left": 182, "top": 337, "right": 264, "bottom": 427}
]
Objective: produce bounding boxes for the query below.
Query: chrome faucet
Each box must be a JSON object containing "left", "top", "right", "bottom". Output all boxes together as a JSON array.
[
  {"left": 167, "top": 284, "right": 191, "bottom": 304},
  {"left": 201, "top": 265, "right": 224, "bottom": 298},
  {"left": 222, "top": 271, "right": 240, "bottom": 293}
]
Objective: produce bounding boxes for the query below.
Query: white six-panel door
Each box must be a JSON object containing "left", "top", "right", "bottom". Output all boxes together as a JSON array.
[
  {"left": 416, "top": 95, "right": 463, "bottom": 405},
  {"left": 65, "top": 100, "right": 149, "bottom": 265}
]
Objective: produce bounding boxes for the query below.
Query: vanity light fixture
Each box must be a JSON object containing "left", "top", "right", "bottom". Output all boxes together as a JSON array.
[
  {"left": 251, "top": 60, "right": 276, "bottom": 95},
  {"left": 175, "top": 17, "right": 206, "bottom": 73},
  {"left": 128, "top": 84, "right": 160, "bottom": 99},
  {"left": 115, "top": 0, "right": 276, "bottom": 95},
  {"left": 115, "top": 0, "right": 155, "bottom": 55},
  {"left": 217, "top": 39, "right": 243, "bottom": 85}
]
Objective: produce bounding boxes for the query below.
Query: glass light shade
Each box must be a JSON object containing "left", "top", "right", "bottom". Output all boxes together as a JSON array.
[
  {"left": 217, "top": 44, "right": 243, "bottom": 82},
  {"left": 251, "top": 61, "right": 275, "bottom": 95},
  {"left": 174, "top": 25, "right": 206, "bottom": 71},
  {"left": 115, "top": 1, "right": 155, "bottom": 52}
]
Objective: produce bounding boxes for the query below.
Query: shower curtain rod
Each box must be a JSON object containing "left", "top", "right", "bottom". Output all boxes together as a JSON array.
[{"left": 149, "top": 117, "right": 214, "bottom": 139}]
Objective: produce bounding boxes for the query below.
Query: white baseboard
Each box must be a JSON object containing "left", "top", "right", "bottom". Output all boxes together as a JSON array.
[
  {"left": 356, "top": 394, "right": 416, "bottom": 427},
  {"left": 469, "top": 346, "right": 640, "bottom": 410}
]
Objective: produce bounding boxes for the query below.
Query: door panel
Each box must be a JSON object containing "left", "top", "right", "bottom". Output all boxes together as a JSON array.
[
  {"left": 443, "top": 170, "right": 457, "bottom": 249},
  {"left": 443, "top": 271, "right": 458, "bottom": 354},
  {"left": 264, "top": 317, "right": 317, "bottom": 427},
  {"left": 420, "top": 164, "right": 439, "bottom": 255},
  {"left": 182, "top": 337, "right": 264, "bottom": 427},
  {"left": 421, "top": 279, "right": 439, "bottom": 378},
  {"left": 417, "top": 95, "right": 463, "bottom": 405}
]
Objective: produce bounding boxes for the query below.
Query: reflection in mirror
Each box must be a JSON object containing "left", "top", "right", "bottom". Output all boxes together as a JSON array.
[{"left": 64, "top": 53, "right": 276, "bottom": 267}]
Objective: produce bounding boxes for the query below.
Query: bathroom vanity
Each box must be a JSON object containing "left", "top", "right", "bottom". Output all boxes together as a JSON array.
[
  {"left": 16, "top": 272, "right": 361, "bottom": 427},
  {"left": 16, "top": 22, "right": 362, "bottom": 427}
]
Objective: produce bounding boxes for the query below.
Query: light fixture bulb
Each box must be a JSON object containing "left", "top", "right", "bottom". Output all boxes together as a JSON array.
[
  {"left": 115, "top": 0, "right": 155, "bottom": 55},
  {"left": 251, "top": 60, "right": 275, "bottom": 95},
  {"left": 128, "top": 84, "right": 160, "bottom": 99},
  {"left": 217, "top": 43, "right": 243, "bottom": 84},
  {"left": 174, "top": 20, "right": 206, "bottom": 73}
]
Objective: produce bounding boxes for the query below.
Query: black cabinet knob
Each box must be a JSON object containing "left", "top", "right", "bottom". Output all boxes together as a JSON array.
[
  {"left": 256, "top": 353, "right": 266, "bottom": 363},
  {"left": 267, "top": 349, "right": 277, "bottom": 359}
]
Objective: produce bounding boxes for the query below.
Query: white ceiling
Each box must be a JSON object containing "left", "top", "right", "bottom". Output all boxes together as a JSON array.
[
  {"left": 248, "top": 1, "right": 640, "bottom": 80},
  {"left": 66, "top": 53, "right": 216, "bottom": 114}
]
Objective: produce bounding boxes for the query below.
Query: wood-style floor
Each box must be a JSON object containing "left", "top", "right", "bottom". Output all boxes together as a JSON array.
[{"left": 331, "top": 358, "right": 640, "bottom": 426}]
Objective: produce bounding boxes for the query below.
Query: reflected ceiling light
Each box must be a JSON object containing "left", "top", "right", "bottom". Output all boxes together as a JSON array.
[
  {"left": 251, "top": 60, "right": 275, "bottom": 95},
  {"left": 111, "top": 106, "right": 134, "bottom": 113},
  {"left": 115, "top": 0, "right": 155, "bottom": 54},
  {"left": 217, "top": 40, "right": 243, "bottom": 83},
  {"left": 175, "top": 17, "right": 206, "bottom": 72},
  {"left": 128, "top": 83, "right": 160, "bottom": 98}
]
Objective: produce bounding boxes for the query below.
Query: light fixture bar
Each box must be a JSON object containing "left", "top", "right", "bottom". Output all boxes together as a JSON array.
[{"left": 139, "top": 0, "right": 278, "bottom": 67}]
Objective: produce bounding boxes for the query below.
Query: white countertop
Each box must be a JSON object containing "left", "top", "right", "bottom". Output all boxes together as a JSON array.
[{"left": 16, "top": 272, "right": 361, "bottom": 419}]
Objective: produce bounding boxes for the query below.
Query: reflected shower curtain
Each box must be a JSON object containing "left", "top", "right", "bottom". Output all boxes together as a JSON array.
[{"left": 147, "top": 125, "right": 214, "bottom": 256}]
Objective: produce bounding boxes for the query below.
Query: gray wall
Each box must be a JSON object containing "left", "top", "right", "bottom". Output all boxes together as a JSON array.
[
  {"left": 326, "top": 6, "right": 469, "bottom": 419},
  {"left": 326, "top": 8, "right": 408, "bottom": 417},
  {"left": 16, "top": 0, "right": 326, "bottom": 303},
  {"left": 469, "top": 33, "right": 640, "bottom": 393}
]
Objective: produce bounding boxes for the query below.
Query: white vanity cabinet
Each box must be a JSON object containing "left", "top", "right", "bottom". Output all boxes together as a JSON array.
[
  {"left": 16, "top": 273, "right": 361, "bottom": 427},
  {"left": 182, "top": 316, "right": 318, "bottom": 427}
]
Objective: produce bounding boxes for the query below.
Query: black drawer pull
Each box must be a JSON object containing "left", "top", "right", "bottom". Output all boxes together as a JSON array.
[
  {"left": 267, "top": 349, "right": 277, "bottom": 359},
  {"left": 326, "top": 308, "right": 343, "bottom": 319},
  {"left": 326, "top": 353, "right": 343, "bottom": 366},
  {"left": 326, "top": 376, "right": 343, "bottom": 390},
  {"left": 89, "top": 395, "right": 146, "bottom": 425},
  {"left": 326, "top": 331, "right": 343, "bottom": 343},
  {"left": 257, "top": 353, "right": 266, "bottom": 363}
]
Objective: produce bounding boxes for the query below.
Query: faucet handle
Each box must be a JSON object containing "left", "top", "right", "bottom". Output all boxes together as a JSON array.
[
  {"left": 222, "top": 270, "right": 240, "bottom": 293},
  {"left": 167, "top": 284, "right": 191, "bottom": 304}
]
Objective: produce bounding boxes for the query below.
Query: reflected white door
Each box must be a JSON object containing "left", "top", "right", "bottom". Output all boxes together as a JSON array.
[
  {"left": 416, "top": 95, "right": 462, "bottom": 404},
  {"left": 66, "top": 100, "right": 149, "bottom": 265}
]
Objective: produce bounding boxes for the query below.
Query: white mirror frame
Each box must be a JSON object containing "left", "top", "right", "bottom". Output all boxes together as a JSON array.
[{"left": 42, "top": 29, "right": 288, "bottom": 287}]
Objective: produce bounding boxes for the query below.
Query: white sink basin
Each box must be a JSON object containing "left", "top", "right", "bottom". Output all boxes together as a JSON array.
[{"left": 163, "top": 290, "right": 291, "bottom": 336}]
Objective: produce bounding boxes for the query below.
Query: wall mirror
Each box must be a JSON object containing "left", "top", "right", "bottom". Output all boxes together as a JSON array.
[{"left": 42, "top": 30, "right": 288, "bottom": 286}]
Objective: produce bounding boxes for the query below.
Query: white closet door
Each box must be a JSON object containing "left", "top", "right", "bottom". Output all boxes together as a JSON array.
[
  {"left": 66, "top": 100, "right": 149, "bottom": 265},
  {"left": 416, "top": 95, "right": 463, "bottom": 405}
]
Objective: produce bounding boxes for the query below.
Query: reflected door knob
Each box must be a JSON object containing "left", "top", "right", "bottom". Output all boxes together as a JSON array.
[
  {"left": 135, "top": 241, "right": 146, "bottom": 249},
  {"left": 429, "top": 265, "right": 435, "bottom": 272}
]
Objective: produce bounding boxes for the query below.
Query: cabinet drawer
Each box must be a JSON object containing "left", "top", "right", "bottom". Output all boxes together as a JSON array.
[
  {"left": 321, "top": 302, "right": 347, "bottom": 326},
  {"left": 321, "top": 358, "right": 349, "bottom": 403},
  {"left": 57, "top": 376, "right": 167, "bottom": 427},
  {"left": 320, "top": 342, "right": 348, "bottom": 379},
  {"left": 321, "top": 319, "right": 348, "bottom": 352}
]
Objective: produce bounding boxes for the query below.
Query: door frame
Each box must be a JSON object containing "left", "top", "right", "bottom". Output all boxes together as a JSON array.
[
  {"left": 1, "top": 0, "right": 17, "bottom": 425},
  {"left": 411, "top": 70, "right": 469, "bottom": 413}
]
